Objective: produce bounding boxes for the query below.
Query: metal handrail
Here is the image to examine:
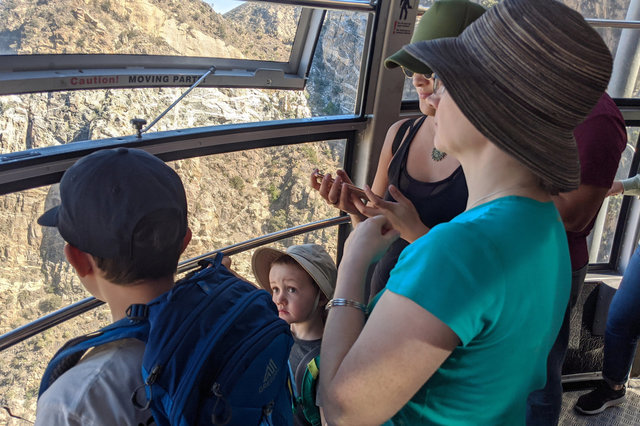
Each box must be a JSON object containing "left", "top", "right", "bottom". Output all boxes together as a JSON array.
[
  {"left": 0, "top": 215, "right": 350, "bottom": 352},
  {"left": 419, "top": 7, "right": 640, "bottom": 29},
  {"left": 586, "top": 19, "right": 640, "bottom": 29},
  {"left": 253, "top": 0, "right": 376, "bottom": 12}
]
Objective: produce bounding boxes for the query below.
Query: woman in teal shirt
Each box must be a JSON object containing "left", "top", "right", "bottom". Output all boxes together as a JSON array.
[{"left": 318, "top": 0, "right": 614, "bottom": 424}]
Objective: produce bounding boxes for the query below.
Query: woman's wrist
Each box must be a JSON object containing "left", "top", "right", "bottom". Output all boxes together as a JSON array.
[
  {"left": 405, "top": 224, "right": 430, "bottom": 244},
  {"left": 349, "top": 212, "right": 367, "bottom": 224},
  {"left": 338, "top": 252, "right": 371, "bottom": 278},
  {"left": 334, "top": 256, "right": 370, "bottom": 300}
]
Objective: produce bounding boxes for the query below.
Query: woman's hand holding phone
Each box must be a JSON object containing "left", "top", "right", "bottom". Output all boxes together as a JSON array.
[{"left": 310, "top": 169, "right": 368, "bottom": 220}]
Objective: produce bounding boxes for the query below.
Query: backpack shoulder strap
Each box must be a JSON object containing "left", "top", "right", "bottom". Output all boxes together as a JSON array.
[
  {"left": 391, "top": 118, "right": 415, "bottom": 156},
  {"left": 299, "top": 355, "right": 322, "bottom": 426},
  {"left": 38, "top": 313, "right": 149, "bottom": 398},
  {"left": 294, "top": 344, "right": 321, "bottom": 397}
]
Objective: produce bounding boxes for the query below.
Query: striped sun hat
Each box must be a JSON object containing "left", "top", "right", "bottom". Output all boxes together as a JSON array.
[{"left": 403, "top": 0, "right": 612, "bottom": 193}]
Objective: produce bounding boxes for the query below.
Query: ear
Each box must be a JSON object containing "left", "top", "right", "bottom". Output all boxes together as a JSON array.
[
  {"left": 318, "top": 290, "right": 329, "bottom": 307},
  {"left": 179, "top": 228, "right": 192, "bottom": 255},
  {"left": 64, "top": 244, "right": 95, "bottom": 277}
]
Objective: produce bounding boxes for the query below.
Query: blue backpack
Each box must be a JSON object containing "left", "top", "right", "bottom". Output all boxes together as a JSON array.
[{"left": 38, "top": 254, "right": 294, "bottom": 426}]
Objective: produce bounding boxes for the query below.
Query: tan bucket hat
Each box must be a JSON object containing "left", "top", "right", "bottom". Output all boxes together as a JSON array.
[{"left": 252, "top": 244, "right": 337, "bottom": 299}]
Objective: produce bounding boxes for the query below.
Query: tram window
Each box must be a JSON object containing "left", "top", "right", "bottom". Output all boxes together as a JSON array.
[
  {"left": 0, "top": 1, "right": 297, "bottom": 62},
  {"left": 0, "top": 87, "right": 320, "bottom": 153},
  {"left": 173, "top": 140, "right": 346, "bottom": 278},
  {"left": 0, "top": 5, "right": 366, "bottom": 154},
  {"left": 588, "top": 127, "right": 639, "bottom": 264},
  {"left": 560, "top": 0, "right": 632, "bottom": 20},
  {"left": 306, "top": 9, "right": 367, "bottom": 116},
  {"left": 0, "top": 307, "right": 112, "bottom": 424},
  {"left": 401, "top": 77, "right": 418, "bottom": 103},
  {"left": 0, "top": 138, "right": 345, "bottom": 419}
]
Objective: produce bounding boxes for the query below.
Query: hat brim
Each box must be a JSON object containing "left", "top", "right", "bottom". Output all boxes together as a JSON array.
[
  {"left": 287, "top": 252, "right": 335, "bottom": 299},
  {"left": 404, "top": 38, "right": 579, "bottom": 191},
  {"left": 251, "top": 247, "right": 286, "bottom": 292},
  {"left": 384, "top": 50, "right": 433, "bottom": 75},
  {"left": 38, "top": 206, "right": 60, "bottom": 227}
]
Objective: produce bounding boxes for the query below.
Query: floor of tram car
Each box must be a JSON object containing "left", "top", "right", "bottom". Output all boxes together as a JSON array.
[{"left": 560, "top": 378, "right": 640, "bottom": 425}]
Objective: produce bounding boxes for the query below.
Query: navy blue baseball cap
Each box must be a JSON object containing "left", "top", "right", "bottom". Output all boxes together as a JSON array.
[{"left": 38, "top": 148, "right": 188, "bottom": 259}]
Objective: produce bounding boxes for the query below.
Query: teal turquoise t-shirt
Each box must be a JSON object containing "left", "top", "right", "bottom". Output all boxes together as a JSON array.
[{"left": 378, "top": 196, "right": 571, "bottom": 426}]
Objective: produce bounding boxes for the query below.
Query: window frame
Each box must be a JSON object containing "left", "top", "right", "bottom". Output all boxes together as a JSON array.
[{"left": 0, "top": 0, "right": 376, "bottom": 95}]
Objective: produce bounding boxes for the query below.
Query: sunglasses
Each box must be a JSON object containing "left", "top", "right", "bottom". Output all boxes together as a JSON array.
[{"left": 400, "top": 66, "right": 430, "bottom": 79}]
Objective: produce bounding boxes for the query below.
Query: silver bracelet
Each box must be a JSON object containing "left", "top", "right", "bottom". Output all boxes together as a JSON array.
[{"left": 325, "top": 298, "right": 368, "bottom": 314}]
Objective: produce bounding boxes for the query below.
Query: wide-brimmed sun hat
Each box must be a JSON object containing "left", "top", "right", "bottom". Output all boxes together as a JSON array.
[
  {"left": 385, "top": 0, "right": 486, "bottom": 75},
  {"left": 403, "top": 0, "right": 612, "bottom": 193},
  {"left": 252, "top": 244, "right": 337, "bottom": 299}
]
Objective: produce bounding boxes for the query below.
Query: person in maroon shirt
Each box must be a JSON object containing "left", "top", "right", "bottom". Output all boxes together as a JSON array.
[{"left": 527, "top": 92, "right": 627, "bottom": 425}]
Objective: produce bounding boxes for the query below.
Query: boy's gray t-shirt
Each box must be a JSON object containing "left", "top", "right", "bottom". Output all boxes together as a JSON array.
[{"left": 35, "top": 338, "right": 154, "bottom": 425}]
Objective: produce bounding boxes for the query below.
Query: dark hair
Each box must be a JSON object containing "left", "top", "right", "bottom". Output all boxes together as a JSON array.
[{"left": 93, "top": 209, "right": 186, "bottom": 285}]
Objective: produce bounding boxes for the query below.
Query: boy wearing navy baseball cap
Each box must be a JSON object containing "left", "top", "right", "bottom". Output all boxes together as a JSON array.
[{"left": 35, "top": 148, "right": 192, "bottom": 425}]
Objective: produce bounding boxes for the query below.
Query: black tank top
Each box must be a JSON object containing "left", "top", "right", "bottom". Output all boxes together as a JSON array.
[{"left": 368, "top": 116, "right": 468, "bottom": 300}]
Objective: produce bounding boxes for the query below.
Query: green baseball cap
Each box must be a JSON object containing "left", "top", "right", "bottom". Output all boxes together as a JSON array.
[{"left": 384, "top": 0, "right": 486, "bottom": 75}]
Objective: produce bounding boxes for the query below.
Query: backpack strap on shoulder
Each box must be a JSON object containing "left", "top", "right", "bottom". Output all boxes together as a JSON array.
[
  {"left": 299, "top": 355, "right": 322, "bottom": 426},
  {"left": 391, "top": 118, "right": 415, "bottom": 156},
  {"left": 197, "top": 252, "right": 223, "bottom": 270},
  {"left": 294, "top": 345, "right": 321, "bottom": 397},
  {"left": 38, "top": 313, "right": 150, "bottom": 398},
  {"left": 292, "top": 345, "right": 321, "bottom": 425}
]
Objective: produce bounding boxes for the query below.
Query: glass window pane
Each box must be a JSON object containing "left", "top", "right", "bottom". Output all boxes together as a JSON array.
[
  {"left": 588, "top": 127, "right": 638, "bottom": 264},
  {"left": 308, "top": 9, "right": 367, "bottom": 116},
  {"left": 559, "top": 0, "right": 631, "bottom": 19},
  {"left": 401, "top": 77, "right": 418, "bottom": 102},
  {"left": 0, "top": 309, "right": 112, "bottom": 424},
  {"left": 0, "top": 138, "right": 346, "bottom": 419},
  {"left": 0, "top": 9, "right": 368, "bottom": 154},
  {"left": 0, "top": 86, "right": 312, "bottom": 153},
  {"left": 0, "top": 0, "right": 298, "bottom": 62}
]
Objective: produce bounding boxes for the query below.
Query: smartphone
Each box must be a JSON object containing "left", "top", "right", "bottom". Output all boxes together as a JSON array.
[{"left": 314, "top": 172, "right": 368, "bottom": 200}]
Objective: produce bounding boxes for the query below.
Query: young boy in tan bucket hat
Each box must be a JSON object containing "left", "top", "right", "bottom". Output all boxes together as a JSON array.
[{"left": 252, "top": 244, "right": 336, "bottom": 426}]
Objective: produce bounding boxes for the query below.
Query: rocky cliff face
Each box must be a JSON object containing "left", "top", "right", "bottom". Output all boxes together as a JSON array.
[
  {"left": 307, "top": 10, "right": 368, "bottom": 115},
  {"left": 0, "top": 1, "right": 355, "bottom": 422}
]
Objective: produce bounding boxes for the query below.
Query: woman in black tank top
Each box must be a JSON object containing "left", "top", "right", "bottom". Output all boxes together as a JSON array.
[
  {"left": 366, "top": 115, "right": 467, "bottom": 299},
  {"left": 310, "top": 3, "right": 478, "bottom": 300}
]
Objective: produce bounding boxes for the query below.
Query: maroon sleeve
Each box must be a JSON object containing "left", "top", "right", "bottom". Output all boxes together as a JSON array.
[{"left": 574, "top": 110, "right": 626, "bottom": 188}]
